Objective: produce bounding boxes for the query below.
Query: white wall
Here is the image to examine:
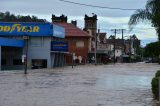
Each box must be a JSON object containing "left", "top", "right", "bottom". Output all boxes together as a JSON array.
[
  {"left": 115, "top": 49, "right": 123, "bottom": 57},
  {"left": 27, "top": 36, "right": 51, "bottom": 68}
]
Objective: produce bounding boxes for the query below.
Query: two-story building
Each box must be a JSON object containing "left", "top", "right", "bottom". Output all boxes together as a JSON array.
[{"left": 52, "top": 15, "right": 91, "bottom": 65}]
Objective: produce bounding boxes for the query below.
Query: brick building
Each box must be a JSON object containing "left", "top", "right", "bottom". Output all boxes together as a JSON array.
[
  {"left": 83, "top": 14, "right": 110, "bottom": 63},
  {"left": 52, "top": 15, "right": 91, "bottom": 65}
]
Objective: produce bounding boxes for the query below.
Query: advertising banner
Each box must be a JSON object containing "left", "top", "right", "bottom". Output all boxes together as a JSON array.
[
  {"left": 0, "top": 22, "right": 53, "bottom": 36},
  {"left": 51, "top": 41, "right": 68, "bottom": 52}
]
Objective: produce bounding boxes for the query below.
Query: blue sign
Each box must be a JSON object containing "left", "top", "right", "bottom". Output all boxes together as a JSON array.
[
  {"left": 0, "top": 22, "right": 64, "bottom": 37},
  {"left": 51, "top": 41, "right": 68, "bottom": 52},
  {"left": 0, "top": 37, "right": 24, "bottom": 47},
  {"left": 53, "top": 24, "right": 65, "bottom": 38}
]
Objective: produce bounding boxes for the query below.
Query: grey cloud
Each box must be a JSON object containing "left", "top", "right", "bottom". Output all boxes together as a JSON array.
[{"left": 1, "top": 0, "right": 148, "bottom": 17}]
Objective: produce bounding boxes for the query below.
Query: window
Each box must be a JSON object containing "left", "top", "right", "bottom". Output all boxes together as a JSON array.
[
  {"left": 13, "top": 59, "right": 22, "bottom": 65},
  {"left": 76, "top": 41, "right": 84, "bottom": 48}
]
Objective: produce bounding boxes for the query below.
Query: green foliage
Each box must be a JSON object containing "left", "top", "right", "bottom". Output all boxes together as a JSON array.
[
  {"left": 155, "top": 70, "right": 160, "bottom": 77},
  {"left": 151, "top": 77, "right": 159, "bottom": 99},
  {"left": 144, "top": 41, "right": 160, "bottom": 57},
  {"left": 0, "top": 11, "right": 46, "bottom": 22},
  {"left": 151, "top": 70, "right": 160, "bottom": 99},
  {"left": 129, "top": 0, "right": 160, "bottom": 41},
  {"left": 159, "top": 58, "right": 160, "bottom": 64}
]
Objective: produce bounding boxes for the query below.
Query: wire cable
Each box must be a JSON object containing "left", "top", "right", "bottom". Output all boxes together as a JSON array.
[{"left": 59, "top": 0, "right": 139, "bottom": 11}]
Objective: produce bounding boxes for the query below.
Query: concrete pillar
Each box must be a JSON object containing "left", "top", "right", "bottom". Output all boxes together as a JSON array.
[{"left": 0, "top": 46, "right": 1, "bottom": 71}]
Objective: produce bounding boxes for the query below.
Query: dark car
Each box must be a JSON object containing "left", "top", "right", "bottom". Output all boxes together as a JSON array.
[{"left": 101, "top": 56, "right": 111, "bottom": 64}]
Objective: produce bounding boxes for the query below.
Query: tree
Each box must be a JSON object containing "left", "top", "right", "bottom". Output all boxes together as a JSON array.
[
  {"left": 0, "top": 11, "right": 46, "bottom": 22},
  {"left": 144, "top": 41, "right": 160, "bottom": 57},
  {"left": 129, "top": 0, "right": 160, "bottom": 41}
]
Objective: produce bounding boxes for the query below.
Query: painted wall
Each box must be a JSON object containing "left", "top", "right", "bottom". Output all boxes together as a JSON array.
[
  {"left": 27, "top": 36, "right": 51, "bottom": 68},
  {"left": 115, "top": 49, "right": 123, "bottom": 57}
]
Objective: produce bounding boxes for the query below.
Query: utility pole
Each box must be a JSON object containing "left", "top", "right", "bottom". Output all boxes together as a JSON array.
[
  {"left": 121, "top": 29, "right": 126, "bottom": 54},
  {"left": 111, "top": 29, "right": 126, "bottom": 64},
  {"left": 121, "top": 29, "right": 126, "bottom": 63},
  {"left": 95, "top": 29, "right": 99, "bottom": 65},
  {"left": 23, "top": 35, "right": 29, "bottom": 74},
  {"left": 121, "top": 29, "right": 126, "bottom": 40},
  {"left": 111, "top": 29, "right": 118, "bottom": 64}
]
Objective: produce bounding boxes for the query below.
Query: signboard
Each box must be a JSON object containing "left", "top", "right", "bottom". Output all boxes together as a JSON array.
[
  {"left": 0, "top": 37, "right": 24, "bottom": 47},
  {"left": 51, "top": 41, "right": 68, "bottom": 52},
  {"left": 53, "top": 24, "right": 65, "bottom": 38},
  {"left": 0, "top": 22, "right": 53, "bottom": 36}
]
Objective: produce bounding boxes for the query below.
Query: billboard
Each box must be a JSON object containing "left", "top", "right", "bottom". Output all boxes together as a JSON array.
[
  {"left": 0, "top": 22, "right": 64, "bottom": 37},
  {"left": 51, "top": 41, "right": 68, "bottom": 52}
]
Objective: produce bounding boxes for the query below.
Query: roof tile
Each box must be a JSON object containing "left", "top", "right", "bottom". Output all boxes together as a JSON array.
[{"left": 54, "top": 22, "right": 91, "bottom": 38}]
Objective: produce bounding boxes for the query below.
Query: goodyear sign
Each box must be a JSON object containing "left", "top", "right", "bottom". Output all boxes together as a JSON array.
[
  {"left": 51, "top": 41, "right": 68, "bottom": 52},
  {"left": 0, "top": 22, "right": 53, "bottom": 36}
]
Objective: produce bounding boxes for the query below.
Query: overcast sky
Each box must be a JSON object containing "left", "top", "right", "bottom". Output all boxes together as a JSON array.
[{"left": 1, "top": 0, "right": 158, "bottom": 46}]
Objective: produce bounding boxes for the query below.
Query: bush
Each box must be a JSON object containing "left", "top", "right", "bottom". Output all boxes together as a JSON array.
[
  {"left": 151, "top": 70, "right": 160, "bottom": 100},
  {"left": 151, "top": 77, "right": 159, "bottom": 99},
  {"left": 155, "top": 70, "right": 160, "bottom": 77},
  {"left": 158, "top": 58, "right": 160, "bottom": 64}
]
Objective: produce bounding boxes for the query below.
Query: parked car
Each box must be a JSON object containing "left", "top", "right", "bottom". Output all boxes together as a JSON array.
[
  {"left": 101, "top": 56, "right": 111, "bottom": 64},
  {"left": 144, "top": 58, "right": 152, "bottom": 63}
]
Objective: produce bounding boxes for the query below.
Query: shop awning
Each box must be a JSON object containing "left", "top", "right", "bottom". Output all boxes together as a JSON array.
[{"left": 0, "top": 37, "right": 24, "bottom": 47}]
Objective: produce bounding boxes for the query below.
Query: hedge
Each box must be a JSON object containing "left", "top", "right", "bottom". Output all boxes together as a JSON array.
[{"left": 151, "top": 70, "right": 160, "bottom": 100}]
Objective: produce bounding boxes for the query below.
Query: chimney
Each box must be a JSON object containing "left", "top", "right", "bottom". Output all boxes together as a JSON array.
[{"left": 71, "top": 20, "right": 77, "bottom": 26}]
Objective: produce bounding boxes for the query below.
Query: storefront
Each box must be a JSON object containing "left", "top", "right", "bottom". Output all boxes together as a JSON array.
[
  {"left": 51, "top": 41, "right": 68, "bottom": 67},
  {"left": 0, "top": 22, "right": 66, "bottom": 70}
]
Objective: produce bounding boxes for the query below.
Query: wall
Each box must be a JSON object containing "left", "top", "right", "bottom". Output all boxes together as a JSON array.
[
  {"left": 27, "top": 36, "right": 51, "bottom": 68},
  {"left": 66, "top": 37, "right": 90, "bottom": 64},
  {"left": 115, "top": 49, "right": 123, "bottom": 57}
]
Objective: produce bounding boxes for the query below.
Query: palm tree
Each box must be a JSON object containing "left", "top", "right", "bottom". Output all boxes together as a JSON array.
[{"left": 129, "top": 0, "right": 160, "bottom": 41}]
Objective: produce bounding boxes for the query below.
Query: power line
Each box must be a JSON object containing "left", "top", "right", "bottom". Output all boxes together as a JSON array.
[
  {"left": 100, "top": 29, "right": 155, "bottom": 33},
  {"left": 59, "top": 0, "right": 138, "bottom": 11}
]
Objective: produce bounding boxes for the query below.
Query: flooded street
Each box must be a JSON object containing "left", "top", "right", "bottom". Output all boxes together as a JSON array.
[{"left": 0, "top": 63, "right": 160, "bottom": 106}]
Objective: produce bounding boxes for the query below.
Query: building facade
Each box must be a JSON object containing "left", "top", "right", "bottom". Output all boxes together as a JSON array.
[
  {"left": 52, "top": 14, "right": 91, "bottom": 65},
  {"left": 107, "top": 34, "right": 141, "bottom": 62},
  {"left": 0, "top": 22, "right": 66, "bottom": 70}
]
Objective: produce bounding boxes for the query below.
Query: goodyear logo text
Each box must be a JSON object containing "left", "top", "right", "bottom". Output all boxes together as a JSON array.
[{"left": 0, "top": 24, "right": 40, "bottom": 33}]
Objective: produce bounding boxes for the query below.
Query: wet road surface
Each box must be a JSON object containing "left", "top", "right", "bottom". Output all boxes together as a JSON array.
[{"left": 0, "top": 63, "right": 160, "bottom": 106}]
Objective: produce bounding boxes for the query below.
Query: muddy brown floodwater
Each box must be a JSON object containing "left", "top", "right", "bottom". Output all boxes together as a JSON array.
[{"left": 0, "top": 63, "right": 160, "bottom": 106}]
